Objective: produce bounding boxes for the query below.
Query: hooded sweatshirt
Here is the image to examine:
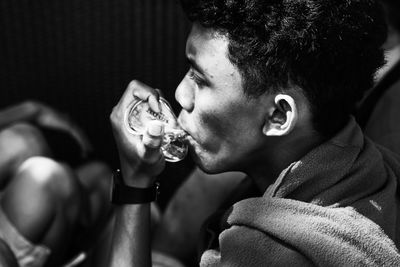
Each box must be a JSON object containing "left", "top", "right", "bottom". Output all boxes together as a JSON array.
[{"left": 199, "top": 118, "right": 400, "bottom": 266}]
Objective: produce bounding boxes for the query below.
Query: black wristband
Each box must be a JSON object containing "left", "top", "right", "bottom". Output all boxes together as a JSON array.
[{"left": 110, "top": 169, "right": 159, "bottom": 205}]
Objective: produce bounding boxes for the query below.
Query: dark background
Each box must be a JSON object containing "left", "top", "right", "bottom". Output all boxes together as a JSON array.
[{"left": 0, "top": 0, "right": 194, "bottom": 207}]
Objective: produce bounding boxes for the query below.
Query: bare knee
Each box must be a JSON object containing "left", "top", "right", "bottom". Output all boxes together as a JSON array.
[
  {"left": 19, "top": 157, "right": 82, "bottom": 209},
  {"left": 1, "top": 157, "right": 83, "bottom": 243},
  {"left": 0, "top": 123, "right": 50, "bottom": 156}
]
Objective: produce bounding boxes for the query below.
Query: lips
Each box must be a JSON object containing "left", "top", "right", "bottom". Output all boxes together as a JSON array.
[
  {"left": 178, "top": 114, "right": 199, "bottom": 147},
  {"left": 177, "top": 114, "right": 190, "bottom": 136},
  {"left": 185, "top": 134, "right": 197, "bottom": 147},
  {"left": 181, "top": 128, "right": 197, "bottom": 147}
]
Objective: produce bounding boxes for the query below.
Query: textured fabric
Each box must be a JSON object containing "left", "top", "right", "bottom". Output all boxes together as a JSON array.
[
  {"left": 200, "top": 117, "right": 400, "bottom": 266},
  {"left": 0, "top": 207, "right": 51, "bottom": 267}
]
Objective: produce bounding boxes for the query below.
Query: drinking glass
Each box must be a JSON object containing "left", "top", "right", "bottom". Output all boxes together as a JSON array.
[{"left": 124, "top": 97, "right": 188, "bottom": 162}]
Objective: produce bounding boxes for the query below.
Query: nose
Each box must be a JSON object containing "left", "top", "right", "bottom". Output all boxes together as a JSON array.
[{"left": 175, "top": 76, "right": 194, "bottom": 112}]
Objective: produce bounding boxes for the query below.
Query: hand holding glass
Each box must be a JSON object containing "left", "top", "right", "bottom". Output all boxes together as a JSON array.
[{"left": 124, "top": 97, "right": 188, "bottom": 162}]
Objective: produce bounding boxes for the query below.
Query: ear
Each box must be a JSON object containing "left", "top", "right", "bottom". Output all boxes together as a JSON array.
[{"left": 263, "top": 94, "right": 298, "bottom": 136}]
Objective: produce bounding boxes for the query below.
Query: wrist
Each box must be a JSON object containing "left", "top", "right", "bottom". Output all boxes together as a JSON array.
[{"left": 110, "top": 169, "right": 160, "bottom": 205}]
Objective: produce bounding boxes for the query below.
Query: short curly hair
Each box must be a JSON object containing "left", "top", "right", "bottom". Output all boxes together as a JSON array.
[{"left": 181, "top": 0, "right": 387, "bottom": 136}]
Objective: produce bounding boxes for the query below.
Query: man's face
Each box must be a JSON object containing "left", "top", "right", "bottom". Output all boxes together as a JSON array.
[{"left": 176, "top": 23, "right": 270, "bottom": 173}]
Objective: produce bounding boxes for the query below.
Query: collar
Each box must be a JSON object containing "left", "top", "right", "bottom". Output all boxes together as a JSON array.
[{"left": 263, "top": 117, "right": 385, "bottom": 206}]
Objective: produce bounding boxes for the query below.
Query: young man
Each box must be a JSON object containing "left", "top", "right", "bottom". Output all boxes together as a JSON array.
[
  {"left": 153, "top": 1, "right": 400, "bottom": 265},
  {"left": 109, "top": 0, "right": 400, "bottom": 266}
]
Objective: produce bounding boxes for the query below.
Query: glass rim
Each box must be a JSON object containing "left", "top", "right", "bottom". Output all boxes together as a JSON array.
[{"left": 124, "top": 97, "right": 176, "bottom": 135}]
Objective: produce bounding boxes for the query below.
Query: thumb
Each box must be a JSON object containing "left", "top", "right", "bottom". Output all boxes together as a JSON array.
[
  {"left": 147, "top": 120, "right": 164, "bottom": 138},
  {"left": 138, "top": 120, "right": 165, "bottom": 162}
]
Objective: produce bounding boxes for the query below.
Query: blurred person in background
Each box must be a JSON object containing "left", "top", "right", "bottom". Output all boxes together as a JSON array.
[
  {"left": 0, "top": 101, "right": 113, "bottom": 267},
  {"left": 0, "top": 238, "right": 17, "bottom": 267}
]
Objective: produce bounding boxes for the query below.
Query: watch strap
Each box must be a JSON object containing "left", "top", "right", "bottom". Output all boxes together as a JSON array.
[{"left": 111, "top": 169, "right": 159, "bottom": 205}]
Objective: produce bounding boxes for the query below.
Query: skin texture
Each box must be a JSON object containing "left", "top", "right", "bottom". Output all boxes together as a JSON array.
[
  {"left": 177, "top": 23, "right": 318, "bottom": 189},
  {"left": 176, "top": 24, "right": 272, "bottom": 174}
]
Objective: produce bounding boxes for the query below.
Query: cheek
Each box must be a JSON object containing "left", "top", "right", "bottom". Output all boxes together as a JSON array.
[
  {"left": 200, "top": 111, "right": 228, "bottom": 137},
  {"left": 197, "top": 102, "right": 247, "bottom": 147}
]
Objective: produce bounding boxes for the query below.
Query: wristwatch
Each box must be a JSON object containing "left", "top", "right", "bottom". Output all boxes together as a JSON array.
[{"left": 110, "top": 169, "right": 159, "bottom": 205}]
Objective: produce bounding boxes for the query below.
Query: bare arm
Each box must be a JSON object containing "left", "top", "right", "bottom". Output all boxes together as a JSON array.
[
  {"left": 109, "top": 80, "right": 165, "bottom": 267},
  {"left": 0, "top": 101, "right": 40, "bottom": 127},
  {"left": 110, "top": 204, "right": 152, "bottom": 266}
]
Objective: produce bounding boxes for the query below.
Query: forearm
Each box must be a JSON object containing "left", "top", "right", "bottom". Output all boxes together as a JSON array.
[
  {"left": 0, "top": 102, "right": 40, "bottom": 129},
  {"left": 109, "top": 80, "right": 166, "bottom": 267},
  {"left": 109, "top": 204, "right": 152, "bottom": 267}
]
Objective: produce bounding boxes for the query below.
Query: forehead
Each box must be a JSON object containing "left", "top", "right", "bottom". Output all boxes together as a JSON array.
[
  {"left": 186, "top": 24, "right": 228, "bottom": 61},
  {"left": 186, "top": 24, "right": 240, "bottom": 80}
]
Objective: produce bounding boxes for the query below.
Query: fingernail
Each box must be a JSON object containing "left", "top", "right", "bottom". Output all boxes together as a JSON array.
[{"left": 148, "top": 121, "right": 164, "bottom": 136}]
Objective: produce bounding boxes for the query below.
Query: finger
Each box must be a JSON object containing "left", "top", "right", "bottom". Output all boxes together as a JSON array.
[
  {"left": 128, "top": 81, "right": 161, "bottom": 113},
  {"left": 111, "top": 80, "right": 159, "bottom": 129},
  {"left": 130, "top": 81, "right": 159, "bottom": 101},
  {"left": 148, "top": 94, "right": 161, "bottom": 113},
  {"left": 115, "top": 80, "right": 157, "bottom": 111},
  {"left": 137, "top": 121, "right": 164, "bottom": 162}
]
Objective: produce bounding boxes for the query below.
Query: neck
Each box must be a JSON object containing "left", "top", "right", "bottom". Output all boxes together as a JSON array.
[{"left": 245, "top": 129, "right": 326, "bottom": 193}]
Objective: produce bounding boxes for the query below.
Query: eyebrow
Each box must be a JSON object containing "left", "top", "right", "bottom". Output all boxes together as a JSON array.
[{"left": 186, "top": 56, "right": 208, "bottom": 77}]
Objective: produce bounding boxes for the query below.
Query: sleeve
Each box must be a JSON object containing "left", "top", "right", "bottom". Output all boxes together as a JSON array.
[{"left": 199, "top": 225, "right": 314, "bottom": 267}]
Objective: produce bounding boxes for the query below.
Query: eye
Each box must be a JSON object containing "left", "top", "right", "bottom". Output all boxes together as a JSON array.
[{"left": 188, "top": 69, "right": 207, "bottom": 87}]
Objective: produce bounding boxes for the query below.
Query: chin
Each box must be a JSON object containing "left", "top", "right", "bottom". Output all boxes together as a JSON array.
[
  {"left": 197, "top": 163, "right": 224, "bottom": 175},
  {"left": 190, "top": 149, "right": 231, "bottom": 174}
]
